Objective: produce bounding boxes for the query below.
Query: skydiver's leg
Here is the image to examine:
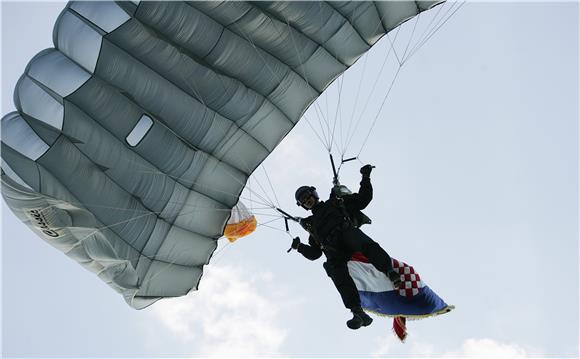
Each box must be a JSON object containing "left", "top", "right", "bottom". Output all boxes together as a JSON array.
[
  {"left": 323, "top": 259, "right": 360, "bottom": 310},
  {"left": 341, "top": 228, "right": 395, "bottom": 275},
  {"left": 324, "top": 255, "right": 373, "bottom": 329}
]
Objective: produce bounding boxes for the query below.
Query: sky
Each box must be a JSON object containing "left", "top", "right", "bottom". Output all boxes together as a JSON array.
[{"left": 1, "top": 1, "right": 578, "bottom": 358}]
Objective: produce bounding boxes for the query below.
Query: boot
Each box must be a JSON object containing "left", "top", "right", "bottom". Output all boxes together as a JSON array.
[
  {"left": 346, "top": 307, "right": 373, "bottom": 330},
  {"left": 387, "top": 270, "right": 402, "bottom": 289}
]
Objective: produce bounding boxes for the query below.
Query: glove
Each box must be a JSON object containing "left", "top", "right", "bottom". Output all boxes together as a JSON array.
[
  {"left": 291, "top": 237, "right": 301, "bottom": 250},
  {"left": 360, "top": 164, "right": 374, "bottom": 177}
]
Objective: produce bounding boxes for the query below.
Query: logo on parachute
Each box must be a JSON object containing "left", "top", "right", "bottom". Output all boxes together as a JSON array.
[{"left": 26, "top": 209, "right": 61, "bottom": 238}]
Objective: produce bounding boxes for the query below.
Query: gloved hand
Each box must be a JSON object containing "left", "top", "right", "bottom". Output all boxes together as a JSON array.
[
  {"left": 287, "top": 236, "right": 301, "bottom": 253},
  {"left": 360, "top": 164, "right": 374, "bottom": 178},
  {"left": 291, "top": 236, "right": 301, "bottom": 249}
]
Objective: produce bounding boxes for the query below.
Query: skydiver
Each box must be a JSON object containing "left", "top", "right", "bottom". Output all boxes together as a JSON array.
[{"left": 290, "top": 164, "right": 402, "bottom": 330}]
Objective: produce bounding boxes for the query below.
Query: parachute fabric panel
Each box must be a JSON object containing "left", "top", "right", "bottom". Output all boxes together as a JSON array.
[{"left": 1, "top": 1, "right": 443, "bottom": 308}]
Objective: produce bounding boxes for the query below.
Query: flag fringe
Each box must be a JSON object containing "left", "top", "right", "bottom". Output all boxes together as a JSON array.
[{"left": 364, "top": 304, "right": 455, "bottom": 321}]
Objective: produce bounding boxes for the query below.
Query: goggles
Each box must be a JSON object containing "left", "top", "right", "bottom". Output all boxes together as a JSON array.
[
  {"left": 297, "top": 192, "right": 313, "bottom": 205},
  {"left": 295, "top": 186, "right": 318, "bottom": 206}
]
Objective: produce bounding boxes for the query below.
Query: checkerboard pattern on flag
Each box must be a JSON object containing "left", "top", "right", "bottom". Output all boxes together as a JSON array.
[{"left": 348, "top": 252, "right": 454, "bottom": 341}]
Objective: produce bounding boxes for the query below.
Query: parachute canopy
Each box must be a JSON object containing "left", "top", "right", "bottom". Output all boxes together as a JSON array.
[{"left": 1, "top": 1, "right": 443, "bottom": 308}]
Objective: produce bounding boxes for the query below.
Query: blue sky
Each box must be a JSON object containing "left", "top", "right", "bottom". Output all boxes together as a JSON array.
[{"left": 1, "top": 1, "right": 578, "bottom": 357}]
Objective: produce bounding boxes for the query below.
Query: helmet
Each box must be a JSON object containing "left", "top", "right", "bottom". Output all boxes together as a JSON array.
[{"left": 295, "top": 186, "right": 319, "bottom": 207}]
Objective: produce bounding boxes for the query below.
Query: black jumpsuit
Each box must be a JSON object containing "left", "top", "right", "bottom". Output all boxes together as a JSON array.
[{"left": 296, "top": 176, "right": 395, "bottom": 310}]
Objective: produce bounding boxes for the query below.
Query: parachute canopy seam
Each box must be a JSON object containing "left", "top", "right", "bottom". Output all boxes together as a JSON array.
[
  {"left": 99, "top": 38, "right": 273, "bottom": 166},
  {"left": 11, "top": 141, "right": 163, "bottom": 267},
  {"left": 183, "top": 3, "right": 307, "bottom": 98},
  {"left": 102, "top": 45, "right": 276, "bottom": 177},
  {"left": 57, "top": 100, "right": 225, "bottom": 249},
  {"left": 47, "top": 136, "right": 160, "bottom": 254},
  {"left": 370, "top": 2, "right": 388, "bottom": 33},
  {"left": 63, "top": 83, "right": 192, "bottom": 212},
  {"left": 254, "top": 2, "right": 355, "bottom": 69},
  {"left": 325, "top": 2, "right": 375, "bottom": 47},
  {"left": 191, "top": 2, "right": 321, "bottom": 94},
  {"left": 20, "top": 74, "right": 65, "bottom": 107},
  {"left": 56, "top": 6, "right": 274, "bottom": 177},
  {"left": 128, "top": 15, "right": 296, "bottom": 131}
]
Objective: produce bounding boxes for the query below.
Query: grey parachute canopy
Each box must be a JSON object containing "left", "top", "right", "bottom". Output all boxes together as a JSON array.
[{"left": 1, "top": 1, "right": 442, "bottom": 309}]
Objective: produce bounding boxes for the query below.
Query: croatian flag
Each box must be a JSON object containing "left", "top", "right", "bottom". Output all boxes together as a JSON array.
[{"left": 348, "top": 253, "right": 454, "bottom": 341}]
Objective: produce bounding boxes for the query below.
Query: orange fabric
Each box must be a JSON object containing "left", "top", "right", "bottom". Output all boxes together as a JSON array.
[{"left": 224, "top": 215, "right": 257, "bottom": 242}]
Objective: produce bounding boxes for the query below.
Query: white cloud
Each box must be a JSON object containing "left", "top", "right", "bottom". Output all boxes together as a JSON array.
[
  {"left": 371, "top": 335, "right": 401, "bottom": 357},
  {"left": 372, "top": 336, "right": 530, "bottom": 358},
  {"left": 441, "top": 338, "right": 529, "bottom": 358},
  {"left": 410, "top": 341, "right": 437, "bottom": 357},
  {"left": 371, "top": 333, "right": 438, "bottom": 357},
  {"left": 149, "top": 265, "right": 287, "bottom": 357}
]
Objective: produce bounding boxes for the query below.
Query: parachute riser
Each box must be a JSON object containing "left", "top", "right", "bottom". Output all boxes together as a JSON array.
[
  {"left": 275, "top": 207, "right": 301, "bottom": 253},
  {"left": 276, "top": 207, "right": 300, "bottom": 223},
  {"left": 330, "top": 154, "right": 339, "bottom": 186},
  {"left": 330, "top": 154, "right": 358, "bottom": 187}
]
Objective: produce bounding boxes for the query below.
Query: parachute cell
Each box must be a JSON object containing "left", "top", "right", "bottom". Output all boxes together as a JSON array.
[{"left": 1, "top": 1, "right": 443, "bottom": 308}]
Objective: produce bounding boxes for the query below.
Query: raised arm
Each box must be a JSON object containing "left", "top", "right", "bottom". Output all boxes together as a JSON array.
[{"left": 344, "top": 164, "right": 374, "bottom": 210}]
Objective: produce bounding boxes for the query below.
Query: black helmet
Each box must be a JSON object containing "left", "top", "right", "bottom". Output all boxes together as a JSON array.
[{"left": 295, "top": 186, "right": 318, "bottom": 207}]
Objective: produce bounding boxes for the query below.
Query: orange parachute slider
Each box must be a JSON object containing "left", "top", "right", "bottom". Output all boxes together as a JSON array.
[{"left": 224, "top": 201, "right": 257, "bottom": 242}]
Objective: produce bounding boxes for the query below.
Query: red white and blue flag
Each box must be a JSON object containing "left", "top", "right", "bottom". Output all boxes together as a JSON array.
[{"left": 348, "top": 252, "right": 454, "bottom": 341}]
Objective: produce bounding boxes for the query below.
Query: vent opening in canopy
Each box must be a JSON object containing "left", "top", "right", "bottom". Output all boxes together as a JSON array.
[{"left": 126, "top": 114, "right": 153, "bottom": 147}]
